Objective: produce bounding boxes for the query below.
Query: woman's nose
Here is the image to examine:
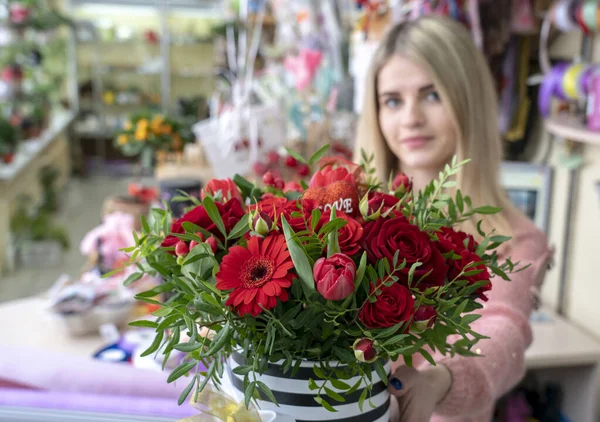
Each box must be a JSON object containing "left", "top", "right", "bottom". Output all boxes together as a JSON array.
[{"left": 400, "top": 100, "right": 425, "bottom": 127}]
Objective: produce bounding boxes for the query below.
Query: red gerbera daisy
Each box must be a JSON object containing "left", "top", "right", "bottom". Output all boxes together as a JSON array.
[{"left": 216, "top": 235, "right": 295, "bottom": 317}]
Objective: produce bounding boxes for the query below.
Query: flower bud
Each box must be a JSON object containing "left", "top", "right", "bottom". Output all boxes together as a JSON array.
[
  {"left": 391, "top": 173, "right": 412, "bottom": 195},
  {"left": 353, "top": 338, "right": 378, "bottom": 363},
  {"left": 175, "top": 240, "right": 189, "bottom": 257},
  {"left": 410, "top": 305, "right": 437, "bottom": 333},
  {"left": 206, "top": 236, "right": 218, "bottom": 253},
  {"left": 250, "top": 211, "right": 274, "bottom": 236},
  {"left": 189, "top": 240, "right": 199, "bottom": 250}
]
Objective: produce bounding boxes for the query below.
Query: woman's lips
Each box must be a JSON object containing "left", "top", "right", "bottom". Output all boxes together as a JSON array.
[{"left": 401, "top": 136, "right": 432, "bottom": 149}]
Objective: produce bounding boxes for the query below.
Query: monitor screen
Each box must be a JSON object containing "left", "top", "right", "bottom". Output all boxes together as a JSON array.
[{"left": 501, "top": 162, "right": 553, "bottom": 233}]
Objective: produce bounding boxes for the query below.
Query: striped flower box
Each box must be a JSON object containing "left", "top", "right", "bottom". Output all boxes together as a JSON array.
[{"left": 228, "top": 352, "right": 391, "bottom": 422}]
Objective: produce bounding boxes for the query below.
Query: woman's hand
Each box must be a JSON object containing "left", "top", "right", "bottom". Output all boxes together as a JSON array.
[{"left": 387, "top": 364, "right": 452, "bottom": 422}]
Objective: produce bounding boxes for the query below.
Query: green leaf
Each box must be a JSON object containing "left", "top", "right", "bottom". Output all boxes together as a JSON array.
[
  {"left": 373, "top": 360, "right": 388, "bottom": 386},
  {"left": 354, "top": 252, "right": 367, "bottom": 292},
  {"left": 123, "top": 272, "right": 143, "bottom": 287},
  {"left": 309, "top": 144, "right": 330, "bottom": 165},
  {"left": 346, "top": 378, "right": 363, "bottom": 395},
  {"left": 244, "top": 381, "right": 256, "bottom": 409},
  {"left": 358, "top": 388, "right": 368, "bottom": 412},
  {"left": 206, "top": 322, "right": 231, "bottom": 356},
  {"left": 174, "top": 342, "right": 204, "bottom": 352},
  {"left": 128, "top": 320, "right": 159, "bottom": 329},
  {"left": 456, "top": 190, "right": 464, "bottom": 213},
  {"left": 202, "top": 196, "right": 226, "bottom": 237},
  {"left": 228, "top": 217, "right": 250, "bottom": 240},
  {"left": 490, "top": 266, "right": 510, "bottom": 281},
  {"left": 453, "top": 299, "right": 469, "bottom": 318},
  {"left": 281, "top": 216, "right": 316, "bottom": 298},
  {"left": 233, "top": 174, "right": 257, "bottom": 199},
  {"left": 462, "top": 313, "right": 482, "bottom": 325},
  {"left": 325, "top": 387, "right": 345, "bottom": 403},
  {"left": 383, "top": 334, "right": 410, "bottom": 347},
  {"left": 311, "top": 209, "right": 322, "bottom": 231},
  {"left": 233, "top": 365, "right": 253, "bottom": 376},
  {"left": 472, "top": 206, "right": 502, "bottom": 215},
  {"left": 314, "top": 396, "right": 337, "bottom": 412},
  {"left": 375, "top": 321, "right": 405, "bottom": 338},
  {"left": 308, "top": 378, "right": 319, "bottom": 391},
  {"left": 135, "top": 282, "right": 175, "bottom": 298},
  {"left": 181, "top": 243, "right": 215, "bottom": 281},
  {"left": 403, "top": 354, "right": 413, "bottom": 367},
  {"left": 330, "top": 379, "right": 351, "bottom": 390},
  {"left": 419, "top": 348, "right": 436, "bottom": 366},
  {"left": 141, "top": 330, "right": 164, "bottom": 357},
  {"left": 407, "top": 262, "right": 422, "bottom": 286},
  {"left": 285, "top": 147, "right": 309, "bottom": 165},
  {"left": 313, "top": 365, "right": 327, "bottom": 379},
  {"left": 168, "top": 361, "right": 197, "bottom": 383},
  {"left": 327, "top": 208, "right": 340, "bottom": 257},
  {"left": 152, "top": 306, "right": 173, "bottom": 317},
  {"left": 257, "top": 381, "right": 279, "bottom": 405},
  {"left": 178, "top": 374, "right": 197, "bottom": 405}
]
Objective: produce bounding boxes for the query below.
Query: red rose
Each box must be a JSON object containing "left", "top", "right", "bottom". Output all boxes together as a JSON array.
[
  {"left": 202, "top": 178, "right": 243, "bottom": 204},
  {"left": 314, "top": 211, "right": 363, "bottom": 255},
  {"left": 452, "top": 250, "right": 491, "bottom": 301},
  {"left": 359, "top": 282, "right": 415, "bottom": 329},
  {"left": 367, "top": 192, "right": 401, "bottom": 216},
  {"left": 313, "top": 253, "right": 356, "bottom": 301},
  {"left": 161, "top": 198, "right": 244, "bottom": 251},
  {"left": 436, "top": 227, "right": 477, "bottom": 255},
  {"left": 363, "top": 217, "right": 448, "bottom": 290},
  {"left": 279, "top": 199, "right": 315, "bottom": 232}
]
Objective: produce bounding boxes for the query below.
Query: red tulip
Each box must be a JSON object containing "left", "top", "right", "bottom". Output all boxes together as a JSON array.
[{"left": 313, "top": 253, "right": 355, "bottom": 301}]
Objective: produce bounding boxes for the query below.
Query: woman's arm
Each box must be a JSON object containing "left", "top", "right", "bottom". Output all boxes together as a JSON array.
[{"left": 425, "top": 226, "right": 552, "bottom": 418}]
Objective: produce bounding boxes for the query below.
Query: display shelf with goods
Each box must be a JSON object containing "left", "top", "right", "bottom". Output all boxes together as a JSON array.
[{"left": 70, "top": 2, "right": 222, "bottom": 167}]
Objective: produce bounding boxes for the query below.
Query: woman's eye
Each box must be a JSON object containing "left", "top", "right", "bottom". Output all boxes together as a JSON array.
[
  {"left": 384, "top": 98, "right": 401, "bottom": 108},
  {"left": 425, "top": 91, "right": 441, "bottom": 102}
]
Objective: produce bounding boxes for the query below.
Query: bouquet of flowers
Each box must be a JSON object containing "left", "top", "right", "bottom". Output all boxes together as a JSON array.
[
  {"left": 123, "top": 147, "right": 523, "bottom": 420},
  {"left": 114, "top": 112, "right": 193, "bottom": 157}
]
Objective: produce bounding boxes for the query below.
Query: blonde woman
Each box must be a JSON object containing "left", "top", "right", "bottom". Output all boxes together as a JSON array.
[{"left": 354, "top": 17, "right": 552, "bottom": 422}]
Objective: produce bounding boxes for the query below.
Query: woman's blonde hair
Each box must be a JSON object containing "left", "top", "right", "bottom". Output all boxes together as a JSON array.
[{"left": 354, "top": 16, "right": 515, "bottom": 237}]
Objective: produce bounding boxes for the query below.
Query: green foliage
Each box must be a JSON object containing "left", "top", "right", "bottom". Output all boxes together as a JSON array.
[{"left": 123, "top": 153, "right": 524, "bottom": 411}]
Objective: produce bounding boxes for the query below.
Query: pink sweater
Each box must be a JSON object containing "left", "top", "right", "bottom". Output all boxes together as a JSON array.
[{"left": 412, "top": 212, "right": 553, "bottom": 421}]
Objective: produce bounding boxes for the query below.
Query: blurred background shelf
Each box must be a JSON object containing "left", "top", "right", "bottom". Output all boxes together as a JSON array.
[{"left": 545, "top": 114, "right": 600, "bottom": 145}]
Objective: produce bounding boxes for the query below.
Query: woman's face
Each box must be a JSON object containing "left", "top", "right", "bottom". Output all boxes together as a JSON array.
[{"left": 377, "top": 55, "right": 458, "bottom": 172}]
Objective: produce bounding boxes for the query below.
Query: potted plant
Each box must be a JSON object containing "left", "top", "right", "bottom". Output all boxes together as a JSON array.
[
  {"left": 121, "top": 149, "right": 524, "bottom": 420},
  {"left": 0, "top": 116, "right": 19, "bottom": 164}
]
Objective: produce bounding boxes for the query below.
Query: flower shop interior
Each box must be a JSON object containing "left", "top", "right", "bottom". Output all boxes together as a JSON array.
[{"left": 1, "top": 0, "right": 600, "bottom": 421}]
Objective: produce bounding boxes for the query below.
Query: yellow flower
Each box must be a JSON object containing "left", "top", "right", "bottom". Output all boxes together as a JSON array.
[
  {"left": 117, "top": 134, "right": 129, "bottom": 145},
  {"left": 134, "top": 128, "right": 148, "bottom": 141},
  {"left": 150, "top": 115, "right": 164, "bottom": 134},
  {"left": 137, "top": 119, "right": 149, "bottom": 129},
  {"left": 124, "top": 121, "right": 133, "bottom": 131}
]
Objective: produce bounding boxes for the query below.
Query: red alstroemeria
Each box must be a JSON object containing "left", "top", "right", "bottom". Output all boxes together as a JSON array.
[
  {"left": 202, "top": 178, "right": 243, "bottom": 204},
  {"left": 216, "top": 235, "right": 295, "bottom": 316},
  {"left": 309, "top": 166, "right": 356, "bottom": 189}
]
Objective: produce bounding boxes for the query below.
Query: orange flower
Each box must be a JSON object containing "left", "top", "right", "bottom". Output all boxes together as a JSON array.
[
  {"left": 117, "top": 134, "right": 129, "bottom": 145},
  {"left": 160, "top": 124, "right": 173, "bottom": 135}
]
